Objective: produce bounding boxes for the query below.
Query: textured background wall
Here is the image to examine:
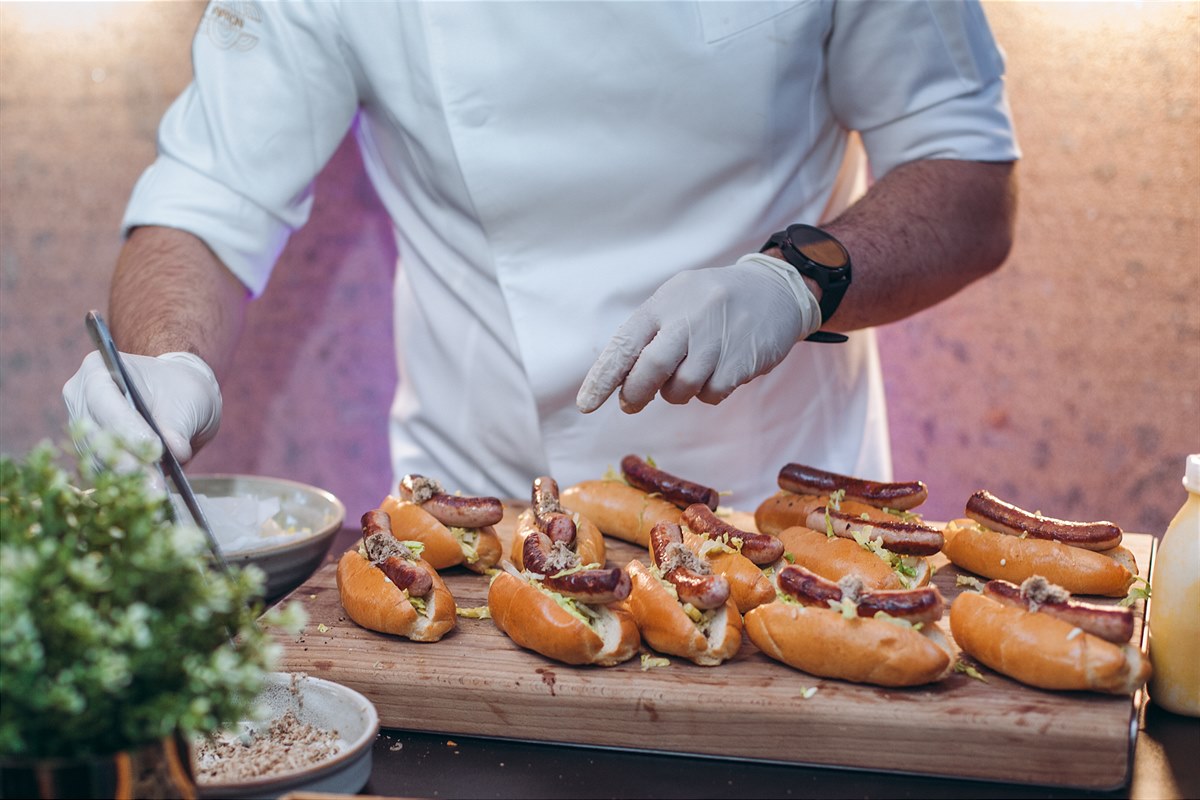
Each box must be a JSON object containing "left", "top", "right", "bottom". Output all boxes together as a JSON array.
[{"left": 1, "top": 1, "right": 1197, "bottom": 534}]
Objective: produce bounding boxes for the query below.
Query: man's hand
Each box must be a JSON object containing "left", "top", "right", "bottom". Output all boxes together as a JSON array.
[
  {"left": 63, "top": 351, "right": 223, "bottom": 463},
  {"left": 576, "top": 253, "right": 821, "bottom": 414}
]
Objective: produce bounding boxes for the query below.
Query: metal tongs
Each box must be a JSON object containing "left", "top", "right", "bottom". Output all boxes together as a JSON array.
[{"left": 85, "top": 310, "right": 230, "bottom": 574}]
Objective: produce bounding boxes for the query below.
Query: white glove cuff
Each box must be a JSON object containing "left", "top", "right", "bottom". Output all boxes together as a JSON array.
[
  {"left": 156, "top": 351, "right": 218, "bottom": 385},
  {"left": 736, "top": 252, "right": 823, "bottom": 340}
]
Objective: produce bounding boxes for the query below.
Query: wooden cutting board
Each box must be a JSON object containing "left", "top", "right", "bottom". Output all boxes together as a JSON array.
[{"left": 269, "top": 507, "right": 1152, "bottom": 790}]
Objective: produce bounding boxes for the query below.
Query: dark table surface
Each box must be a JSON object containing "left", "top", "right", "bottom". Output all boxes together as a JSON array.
[{"left": 312, "top": 527, "right": 1199, "bottom": 800}]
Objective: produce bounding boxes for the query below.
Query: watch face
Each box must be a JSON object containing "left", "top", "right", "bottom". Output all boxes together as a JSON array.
[{"left": 789, "top": 226, "right": 849, "bottom": 270}]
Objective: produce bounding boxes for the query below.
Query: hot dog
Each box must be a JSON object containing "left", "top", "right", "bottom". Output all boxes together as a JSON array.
[
  {"left": 488, "top": 558, "right": 640, "bottom": 666},
  {"left": 335, "top": 509, "right": 457, "bottom": 642},
  {"left": 622, "top": 520, "right": 743, "bottom": 666},
  {"left": 778, "top": 462, "right": 928, "bottom": 510},
  {"left": 981, "top": 577, "right": 1134, "bottom": 644},
  {"left": 941, "top": 490, "right": 1137, "bottom": 597},
  {"left": 561, "top": 453, "right": 715, "bottom": 546},
  {"left": 755, "top": 463, "right": 936, "bottom": 589},
  {"left": 681, "top": 503, "right": 784, "bottom": 565},
  {"left": 380, "top": 474, "right": 504, "bottom": 573},
  {"left": 808, "top": 506, "right": 944, "bottom": 557},
  {"left": 744, "top": 564, "right": 955, "bottom": 687},
  {"left": 511, "top": 476, "right": 606, "bottom": 570},
  {"left": 949, "top": 575, "right": 1151, "bottom": 694},
  {"left": 671, "top": 504, "right": 775, "bottom": 612}
]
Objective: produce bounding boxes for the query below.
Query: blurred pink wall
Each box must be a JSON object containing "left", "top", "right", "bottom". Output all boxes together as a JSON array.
[{"left": 1, "top": 1, "right": 1197, "bottom": 533}]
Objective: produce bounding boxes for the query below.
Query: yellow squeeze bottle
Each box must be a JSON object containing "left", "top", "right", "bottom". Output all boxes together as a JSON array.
[{"left": 1147, "top": 453, "right": 1200, "bottom": 716}]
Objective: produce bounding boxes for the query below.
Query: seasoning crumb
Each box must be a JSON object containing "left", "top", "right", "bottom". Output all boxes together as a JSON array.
[
  {"left": 193, "top": 711, "right": 344, "bottom": 783},
  {"left": 446, "top": 740, "right": 457, "bottom": 747},
  {"left": 389, "top": 741, "right": 404, "bottom": 752}
]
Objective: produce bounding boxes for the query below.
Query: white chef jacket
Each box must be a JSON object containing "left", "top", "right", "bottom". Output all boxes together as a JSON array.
[{"left": 123, "top": 0, "right": 1018, "bottom": 506}]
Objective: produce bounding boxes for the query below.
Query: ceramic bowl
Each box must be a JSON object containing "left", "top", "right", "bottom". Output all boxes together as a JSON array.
[
  {"left": 188, "top": 475, "right": 345, "bottom": 600},
  {"left": 192, "top": 672, "right": 379, "bottom": 800}
]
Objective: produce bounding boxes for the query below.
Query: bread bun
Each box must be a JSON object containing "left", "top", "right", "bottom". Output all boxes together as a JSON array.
[
  {"left": 744, "top": 600, "right": 955, "bottom": 687},
  {"left": 560, "top": 480, "right": 681, "bottom": 547},
  {"left": 624, "top": 559, "right": 743, "bottom": 666},
  {"left": 381, "top": 495, "right": 501, "bottom": 573},
  {"left": 949, "top": 591, "right": 1151, "bottom": 694},
  {"left": 488, "top": 569, "right": 640, "bottom": 666},
  {"left": 755, "top": 491, "right": 889, "bottom": 536},
  {"left": 468, "top": 525, "right": 504, "bottom": 573},
  {"left": 335, "top": 549, "right": 456, "bottom": 642},
  {"left": 774, "top": 525, "right": 929, "bottom": 590},
  {"left": 941, "top": 519, "right": 1136, "bottom": 597}
]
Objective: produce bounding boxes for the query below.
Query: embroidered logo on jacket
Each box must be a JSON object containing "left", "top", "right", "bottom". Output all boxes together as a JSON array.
[{"left": 202, "top": 1, "right": 262, "bottom": 52}]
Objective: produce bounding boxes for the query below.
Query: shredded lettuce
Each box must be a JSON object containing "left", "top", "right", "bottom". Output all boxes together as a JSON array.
[
  {"left": 400, "top": 540, "right": 426, "bottom": 559},
  {"left": 449, "top": 527, "right": 479, "bottom": 563},
  {"left": 408, "top": 593, "right": 429, "bottom": 617},
  {"left": 549, "top": 562, "right": 602, "bottom": 579},
  {"left": 697, "top": 537, "right": 740, "bottom": 559},
  {"left": 602, "top": 464, "right": 627, "bottom": 484},
  {"left": 882, "top": 507, "right": 920, "bottom": 522},
  {"left": 826, "top": 596, "right": 858, "bottom": 620},
  {"left": 954, "top": 659, "right": 988, "bottom": 682},
  {"left": 530, "top": 581, "right": 600, "bottom": 627},
  {"left": 1119, "top": 577, "right": 1151, "bottom": 608},
  {"left": 640, "top": 653, "right": 670, "bottom": 670},
  {"left": 955, "top": 575, "right": 987, "bottom": 592},
  {"left": 873, "top": 610, "right": 923, "bottom": 631}
]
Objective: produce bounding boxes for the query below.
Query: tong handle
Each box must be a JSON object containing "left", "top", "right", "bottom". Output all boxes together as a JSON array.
[{"left": 84, "top": 310, "right": 229, "bottom": 574}]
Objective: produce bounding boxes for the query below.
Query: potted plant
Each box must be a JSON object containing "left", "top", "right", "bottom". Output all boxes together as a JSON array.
[{"left": 0, "top": 435, "right": 302, "bottom": 799}]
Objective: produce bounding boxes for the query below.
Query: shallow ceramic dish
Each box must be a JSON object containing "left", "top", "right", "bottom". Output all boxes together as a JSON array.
[
  {"left": 192, "top": 672, "right": 379, "bottom": 800},
  {"left": 189, "top": 475, "right": 345, "bottom": 600}
]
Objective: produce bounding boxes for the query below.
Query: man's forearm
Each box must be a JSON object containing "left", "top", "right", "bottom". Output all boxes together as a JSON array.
[
  {"left": 792, "top": 159, "right": 1017, "bottom": 332},
  {"left": 109, "top": 225, "right": 250, "bottom": 375}
]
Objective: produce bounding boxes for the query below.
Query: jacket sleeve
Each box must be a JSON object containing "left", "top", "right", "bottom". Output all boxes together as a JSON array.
[
  {"left": 121, "top": 1, "right": 361, "bottom": 295},
  {"left": 826, "top": 0, "right": 1020, "bottom": 179}
]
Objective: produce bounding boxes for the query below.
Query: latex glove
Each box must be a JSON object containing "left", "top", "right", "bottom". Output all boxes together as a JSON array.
[
  {"left": 63, "top": 350, "right": 222, "bottom": 464},
  {"left": 577, "top": 253, "right": 822, "bottom": 414}
]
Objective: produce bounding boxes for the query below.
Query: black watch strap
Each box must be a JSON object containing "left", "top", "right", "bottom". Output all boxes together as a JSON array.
[{"left": 762, "top": 225, "right": 851, "bottom": 344}]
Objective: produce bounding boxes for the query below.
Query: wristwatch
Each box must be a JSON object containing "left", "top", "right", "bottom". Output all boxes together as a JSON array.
[{"left": 761, "top": 224, "right": 852, "bottom": 343}]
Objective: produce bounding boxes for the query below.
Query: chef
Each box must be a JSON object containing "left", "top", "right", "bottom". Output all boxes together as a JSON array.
[{"left": 64, "top": 0, "right": 1019, "bottom": 507}]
